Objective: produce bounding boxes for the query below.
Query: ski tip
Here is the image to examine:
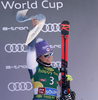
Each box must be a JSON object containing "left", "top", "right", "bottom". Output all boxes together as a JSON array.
[
  {"left": 60, "top": 20, "right": 70, "bottom": 34},
  {"left": 61, "top": 20, "right": 70, "bottom": 24}
]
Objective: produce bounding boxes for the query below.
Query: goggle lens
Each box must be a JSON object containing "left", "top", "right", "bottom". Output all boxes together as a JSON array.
[{"left": 44, "top": 52, "right": 53, "bottom": 58}]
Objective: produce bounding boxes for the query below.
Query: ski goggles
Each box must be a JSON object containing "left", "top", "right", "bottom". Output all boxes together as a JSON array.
[{"left": 43, "top": 52, "right": 53, "bottom": 58}]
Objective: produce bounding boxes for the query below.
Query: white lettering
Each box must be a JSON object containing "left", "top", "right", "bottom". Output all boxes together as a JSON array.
[
  {"left": 57, "top": 2, "right": 63, "bottom": 10},
  {"left": 1, "top": 1, "right": 63, "bottom": 10},
  {"left": 31, "top": 1, "right": 37, "bottom": 9},
  {"left": 49, "top": 2, "right": 55, "bottom": 9},
  {"left": 50, "top": 45, "right": 61, "bottom": 49},
  {"left": 42, "top": 45, "right": 49, "bottom": 50},
  {"left": 42, "top": 0, "right": 63, "bottom": 10},
  {"left": 6, "top": 65, "right": 27, "bottom": 69},
  {"left": 1, "top": 1, "right": 15, "bottom": 9},
  {"left": 42, "top": 0, "right": 49, "bottom": 9},
  {"left": 1, "top": 1, "right": 38, "bottom": 9},
  {"left": 2, "top": 27, "right": 28, "bottom": 31},
  {"left": 14, "top": 3, "right": 21, "bottom": 9},
  {"left": 22, "top": 3, "right": 27, "bottom": 9}
]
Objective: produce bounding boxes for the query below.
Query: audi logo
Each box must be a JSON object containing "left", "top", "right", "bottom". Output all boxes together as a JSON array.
[
  {"left": 42, "top": 23, "right": 61, "bottom": 32},
  {"left": 8, "top": 82, "right": 33, "bottom": 91},
  {"left": 51, "top": 61, "right": 61, "bottom": 68},
  {"left": 4, "top": 43, "right": 27, "bottom": 53}
]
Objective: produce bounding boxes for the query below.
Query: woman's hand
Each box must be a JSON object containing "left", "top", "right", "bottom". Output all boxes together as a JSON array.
[{"left": 32, "top": 18, "right": 39, "bottom": 28}]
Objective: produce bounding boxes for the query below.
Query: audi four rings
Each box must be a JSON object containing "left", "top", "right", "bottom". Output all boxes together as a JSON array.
[
  {"left": 42, "top": 23, "right": 61, "bottom": 32},
  {"left": 8, "top": 82, "right": 33, "bottom": 91},
  {"left": 4, "top": 43, "right": 27, "bottom": 53},
  {"left": 51, "top": 61, "right": 61, "bottom": 68}
]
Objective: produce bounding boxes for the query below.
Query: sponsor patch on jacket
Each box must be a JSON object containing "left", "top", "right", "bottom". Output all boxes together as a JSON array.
[
  {"left": 40, "top": 79, "right": 46, "bottom": 82},
  {"left": 38, "top": 87, "right": 45, "bottom": 94},
  {"left": 33, "top": 87, "right": 57, "bottom": 96}
]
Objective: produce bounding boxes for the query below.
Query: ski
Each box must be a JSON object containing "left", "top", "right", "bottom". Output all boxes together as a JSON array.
[{"left": 60, "top": 21, "right": 71, "bottom": 100}]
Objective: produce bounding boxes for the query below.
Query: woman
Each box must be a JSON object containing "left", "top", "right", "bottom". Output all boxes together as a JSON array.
[{"left": 26, "top": 19, "right": 74, "bottom": 100}]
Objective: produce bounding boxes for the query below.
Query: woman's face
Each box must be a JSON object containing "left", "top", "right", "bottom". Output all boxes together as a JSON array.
[{"left": 39, "top": 52, "right": 53, "bottom": 64}]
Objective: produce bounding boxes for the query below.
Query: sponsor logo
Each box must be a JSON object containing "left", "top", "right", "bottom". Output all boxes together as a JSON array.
[
  {"left": 45, "top": 88, "right": 57, "bottom": 96},
  {"left": 42, "top": 23, "right": 60, "bottom": 32},
  {"left": 38, "top": 87, "right": 45, "bottom": 94},
  {"left": 8, "top": 82, "right": 33, "bottom": 91},
  {"left": 40, "top": 79, "right": 46, "bottom": 82},
  {"left": 44, "top": 67, "right": 54, "bottom": 71},
  {"left": 50, "top": 45, "right": 61, "bottom": 48},
  {"left": 2, "top": 26, "right": 28, "bottom": 31},
  {"left": 36, "top": 95, "right": 42, "bottom": 98},
  {"left": 34, "top": 87, "right": 57, "bottom": 96},
  {"left": 46, "top": 48, "right": 50, "bottom": 52},
  {"left": 5, "top": 65, "right": 27, "bottom": 69},
  {"left": 4, "top": 43, "right": 27, "bottom": 53},
  {"left": 42, "top": 45, "right": 49, "bottom": 50},
  {"left": 51, "top": 61, "right": 61, "bottom": 68}
]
